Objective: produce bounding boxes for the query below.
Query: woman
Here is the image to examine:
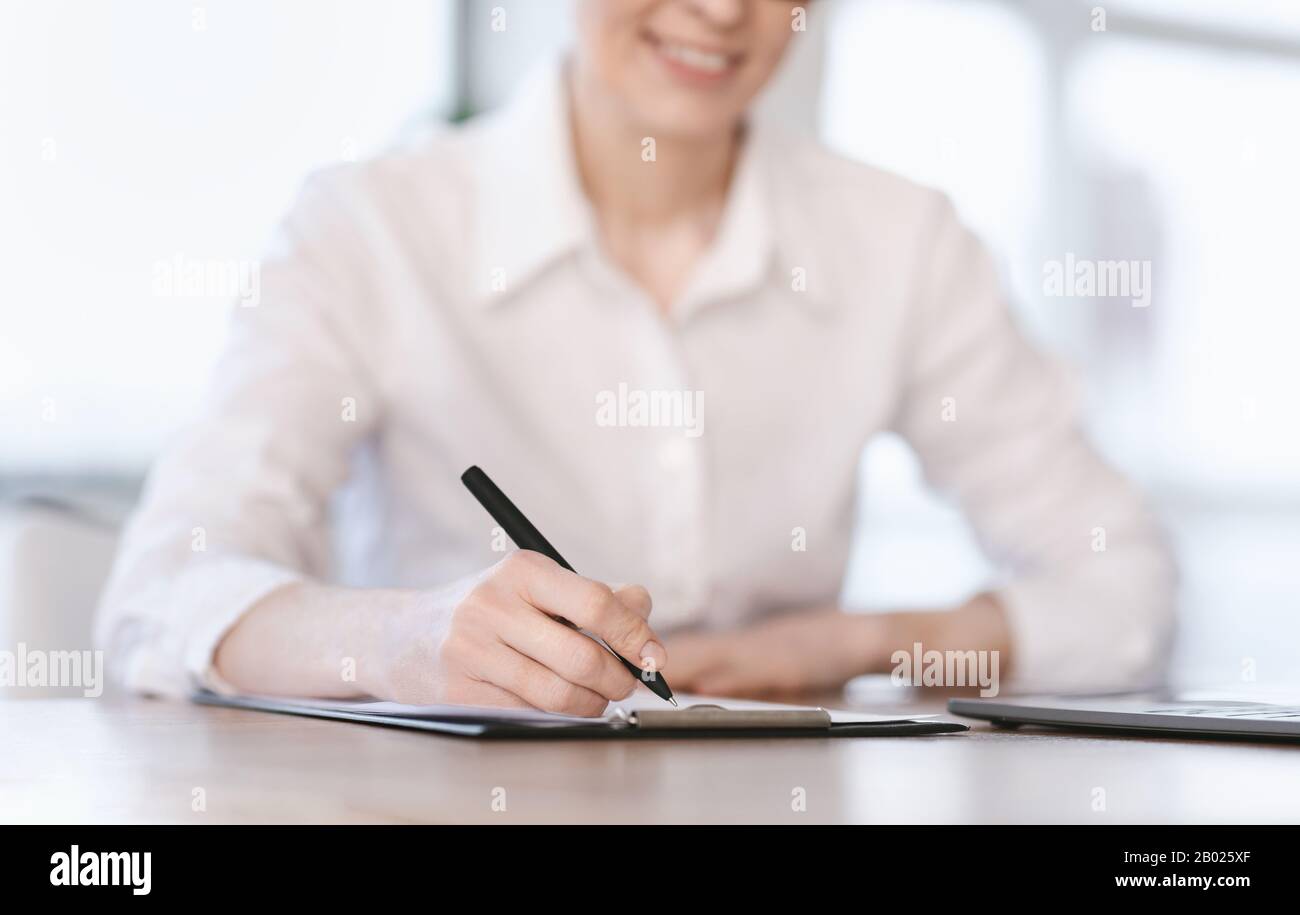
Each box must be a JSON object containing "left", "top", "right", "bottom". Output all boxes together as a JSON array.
[{"left": 97, "top": 0, "right": 1174, "bottom": 712}]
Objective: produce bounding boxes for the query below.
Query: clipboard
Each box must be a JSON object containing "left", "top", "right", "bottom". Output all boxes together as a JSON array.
[{"left": 193, "top": 690, "right": 968, "bottom": 739}]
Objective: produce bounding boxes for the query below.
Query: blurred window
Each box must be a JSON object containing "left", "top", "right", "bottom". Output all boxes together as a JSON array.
[
  {"left": 1, "top": 0, "right": 453, "bottom": 471},
  {"left": 821, "top": 0, "right": 1300, "bottom": 608},
  {"left": 820, "top": 0, "right": 1300, "bottom": 509},
  {"left": 1070, "top": 40, "right": 1300, "bottom": 494}
]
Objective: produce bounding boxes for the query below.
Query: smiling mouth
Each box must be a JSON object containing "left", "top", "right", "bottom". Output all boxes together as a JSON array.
[{"left": 642, "top": 31, "right": 744, "bottom": 80}]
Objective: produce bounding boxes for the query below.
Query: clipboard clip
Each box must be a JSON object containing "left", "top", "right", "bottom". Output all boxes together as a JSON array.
[{"left": 627, "top": 703, "right": 832, "bottom": 731}]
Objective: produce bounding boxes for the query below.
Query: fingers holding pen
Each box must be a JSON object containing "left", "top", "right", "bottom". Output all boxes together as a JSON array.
[{"left": 512, "top": 551, "right": 668, "bottom": 673}]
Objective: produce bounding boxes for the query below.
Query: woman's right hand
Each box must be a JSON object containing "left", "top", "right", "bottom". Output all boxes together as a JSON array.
[{"left": 370, "top": 550, "right": 666, "bottom": 716}]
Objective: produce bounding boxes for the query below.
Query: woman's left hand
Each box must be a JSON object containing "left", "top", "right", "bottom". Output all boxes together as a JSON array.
[
  {"left": 663, "top": 609, "right": 885, "bottom": 699},
  {"left": 664, "top": 596, "right": 1012, "bottom": 700}
]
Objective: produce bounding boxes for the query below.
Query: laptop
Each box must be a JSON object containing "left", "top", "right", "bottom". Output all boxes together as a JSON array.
[{"left": 948, "top": 693, "right": 1300, "bottom": 741}]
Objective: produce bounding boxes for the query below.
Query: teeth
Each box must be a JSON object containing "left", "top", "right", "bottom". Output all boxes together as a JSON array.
[{"left": 660, "top": 42, "right": 730, "bottom": 74}]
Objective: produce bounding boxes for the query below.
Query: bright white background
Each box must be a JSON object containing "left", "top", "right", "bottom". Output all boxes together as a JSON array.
[{"left": 1, "top": 0, "right": 452, "bottom": 470}]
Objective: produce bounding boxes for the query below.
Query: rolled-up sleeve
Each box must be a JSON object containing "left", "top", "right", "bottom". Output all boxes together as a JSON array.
[
  {"left": 891, "top": 195, "right": 1176, "bottom": 692},
  {"left": 95, "top": 172, "right": 378, "bottom": 697}
]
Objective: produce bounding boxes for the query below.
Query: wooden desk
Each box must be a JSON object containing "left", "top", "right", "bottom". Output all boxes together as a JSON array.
[{"left": 4, "top": 697, "right": 1297, "bottom": 824}]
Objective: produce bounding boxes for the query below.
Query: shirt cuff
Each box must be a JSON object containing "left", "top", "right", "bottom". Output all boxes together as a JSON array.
[
  {"left": 116, "top": 555, "right": 305, "bottom": 698},
  {"left": 183, "top": 556, "right": 305, "bottom": 695},
  {"left": 996, "top": 575, "right": 1166, "bottom": 694}
]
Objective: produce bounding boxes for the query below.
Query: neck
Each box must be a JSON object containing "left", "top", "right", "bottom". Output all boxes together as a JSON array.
[{"left": 568, "top": 66, "right": 739, "bottom": 228}]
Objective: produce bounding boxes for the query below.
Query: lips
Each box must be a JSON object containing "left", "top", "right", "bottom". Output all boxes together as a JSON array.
[
  {"left": 643, "top": 31, "right": 743, "bottom": 83},
  {"left": 658, "top": 41, "right": 733, "bottom": 74}
]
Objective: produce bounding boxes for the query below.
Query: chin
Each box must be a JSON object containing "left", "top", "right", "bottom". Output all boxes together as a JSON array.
[{"left": 636, "top": 97, "right": 747, "bottom": 141}]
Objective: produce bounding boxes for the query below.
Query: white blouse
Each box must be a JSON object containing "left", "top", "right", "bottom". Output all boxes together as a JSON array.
[{"left": 97, "top": 61, "right": 1175, "bottom": 698}]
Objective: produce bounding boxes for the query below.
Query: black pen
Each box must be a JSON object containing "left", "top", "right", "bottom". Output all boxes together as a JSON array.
[{"left": 461, "top": 465, "right": 677, "bottom": 706}]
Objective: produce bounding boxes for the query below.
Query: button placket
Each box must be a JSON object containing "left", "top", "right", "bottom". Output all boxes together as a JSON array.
[{"left": 636, "top": 318, "right": 709, "bottom": 627}]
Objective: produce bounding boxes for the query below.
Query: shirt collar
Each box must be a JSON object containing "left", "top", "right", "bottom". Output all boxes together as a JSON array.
[
  {"left": 671, "top": 121, "right": 775, "bottom": 319},
  {"left": 471, "top": 58, "right": 594, "bottom": 303},
  {"left": 679, "top": 125, "right": 837, "bottom": 318},
  {"left": 470, "top": 58, "right": 830, "bottom": 315}
]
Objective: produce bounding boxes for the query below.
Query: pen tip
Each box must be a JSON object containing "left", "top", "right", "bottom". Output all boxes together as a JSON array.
[{"left": 669, "top": 697, "right": 678, "bottom": 707}]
